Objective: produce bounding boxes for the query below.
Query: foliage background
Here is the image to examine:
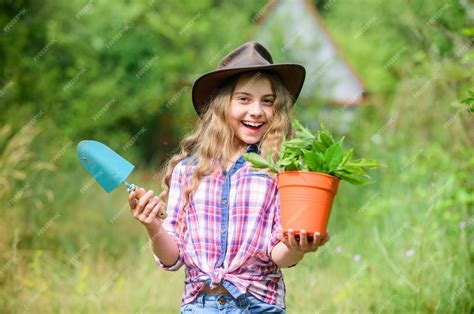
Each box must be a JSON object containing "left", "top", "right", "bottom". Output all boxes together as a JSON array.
[{"left": 0, "top": 0, "right": 472, "bottom": 312}]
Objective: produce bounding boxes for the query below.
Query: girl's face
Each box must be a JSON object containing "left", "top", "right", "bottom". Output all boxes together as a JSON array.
[{"left": 228, "top": 73, "right": 275, "bottom": 152}]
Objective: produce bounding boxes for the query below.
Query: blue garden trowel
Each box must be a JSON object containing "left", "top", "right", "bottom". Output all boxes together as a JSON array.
[{"left": 77, "top": 140, "right": 167, "bottom": 219}]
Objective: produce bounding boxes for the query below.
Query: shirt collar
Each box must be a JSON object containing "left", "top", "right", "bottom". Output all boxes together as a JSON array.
[
  {"left": 246, "top": 143, "right": 261, "bottom": 154},
  {"left": 219, "top": 143, "right": 260, "bottom": 176}
]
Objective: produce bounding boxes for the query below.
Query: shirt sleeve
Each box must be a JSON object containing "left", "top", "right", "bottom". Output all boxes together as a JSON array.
[
  {"left": 153, "top": 161, "right": 186, "bottom": 271},
  {"left": 266, "top": 184, "right": 298, "bottom": 268},
  {"left": 267, "top": 184, "right": 282, "bottom": 261}
]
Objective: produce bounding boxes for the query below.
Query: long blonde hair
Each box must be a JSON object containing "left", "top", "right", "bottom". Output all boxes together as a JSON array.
[{"left": 157, "top": 70, "right": 296, "bottom": 235}]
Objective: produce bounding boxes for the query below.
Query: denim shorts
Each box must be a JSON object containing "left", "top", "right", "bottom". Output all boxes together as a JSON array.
[{"left": 180, "top": 292, "right": 286, "bottom": 313}]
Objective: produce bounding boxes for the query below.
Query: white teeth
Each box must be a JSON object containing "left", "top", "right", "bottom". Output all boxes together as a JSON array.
[{"left": 242, "top": 121, "right": 263, "bottom": 127}]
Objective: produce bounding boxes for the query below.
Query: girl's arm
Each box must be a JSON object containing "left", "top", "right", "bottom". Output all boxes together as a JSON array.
[
  {"left": 271, "top": 241, "right": 304, "bottom": 268},
  {"left": 145, "top": 222, "right": 180, "bottom": 267},
  {"left": 128, "top": 189, "right": 181, "bottom": 267}
]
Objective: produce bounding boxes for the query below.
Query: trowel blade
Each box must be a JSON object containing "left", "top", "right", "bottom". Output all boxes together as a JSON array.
[{"left": 77, "top": 140, "right": 134, "bottom": 193}]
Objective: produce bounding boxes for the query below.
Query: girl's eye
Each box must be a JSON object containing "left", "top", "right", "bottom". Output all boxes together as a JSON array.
[
  {"left": 238, "top": 97, "right": 250, "bottom": 102},
  {"left": 263, "top": 99, "right": 274, "bottom": 105}
]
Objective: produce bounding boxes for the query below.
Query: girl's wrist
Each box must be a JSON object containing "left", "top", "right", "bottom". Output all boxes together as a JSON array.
[{"left": 144, "top": 220, "right": 163, "bottom": 235}]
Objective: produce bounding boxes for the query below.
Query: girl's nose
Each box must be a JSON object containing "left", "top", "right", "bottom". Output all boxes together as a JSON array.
[{"left": 248, "top": 101, "right": 264, "bottom": 116}]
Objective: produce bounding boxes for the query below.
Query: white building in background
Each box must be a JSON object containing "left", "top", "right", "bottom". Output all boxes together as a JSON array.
[{"left": 254, "top": 0, "right": 367, "bottom": 133}]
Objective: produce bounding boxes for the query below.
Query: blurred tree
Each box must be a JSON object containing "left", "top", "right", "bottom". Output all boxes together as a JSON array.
[{"left": 0, "top": 0, "right": 268, "bottom": 168}]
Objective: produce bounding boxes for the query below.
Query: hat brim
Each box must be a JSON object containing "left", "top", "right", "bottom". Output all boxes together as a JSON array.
[{"left": 192, "top": 63, "right": 306, "bottom": 117}]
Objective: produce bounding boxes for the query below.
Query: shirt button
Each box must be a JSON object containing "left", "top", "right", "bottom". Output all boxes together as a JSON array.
[
  {"left": 218, "top": 297, "right": 226, "bottom": 305},
  {"left": 221, "top": 199, "right": 228, "bottom": 205},
  {"left": 221, "top": 228, "right": 226, "bottom": 234}
]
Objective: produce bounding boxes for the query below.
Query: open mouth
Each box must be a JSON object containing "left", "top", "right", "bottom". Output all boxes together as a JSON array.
[{"left": 241, "top": 121, "right": 264, "bottom": 130}]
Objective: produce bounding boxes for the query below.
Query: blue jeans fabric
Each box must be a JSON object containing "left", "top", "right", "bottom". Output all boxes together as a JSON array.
[{"left": 180, "top": 292, "right": 286, "bottom": 313}]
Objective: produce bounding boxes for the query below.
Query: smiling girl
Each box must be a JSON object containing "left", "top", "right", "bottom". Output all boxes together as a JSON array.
[{"left": 128, "top": 41, "right": 330, "bottom": 313}]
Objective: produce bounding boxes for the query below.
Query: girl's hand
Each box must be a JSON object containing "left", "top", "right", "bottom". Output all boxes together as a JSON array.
[
  {"left": 279, "top": 228, "right": 330, "bottom": 254},
  {"left": 128, "top": 189, "right": 164, "bottom": 230}
]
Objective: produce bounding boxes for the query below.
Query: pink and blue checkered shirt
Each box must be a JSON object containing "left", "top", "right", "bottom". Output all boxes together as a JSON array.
[{"left": 152, "top": 144, "right": 293, "bottom": 308}]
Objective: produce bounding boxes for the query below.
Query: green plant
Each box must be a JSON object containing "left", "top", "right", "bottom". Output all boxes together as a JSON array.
[
  {"left": 243, "top": 119, "right": 381, "bottom": 185},
  {"left": 461, "top": 89, "right": 474, "bottom": 113}
]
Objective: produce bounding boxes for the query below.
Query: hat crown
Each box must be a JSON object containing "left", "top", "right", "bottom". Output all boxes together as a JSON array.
[
  {"left": 192, "top": 41, "right": 306, "bottom": 117},
  {"left": 218, "top": 41, "right": 274, "bottom": 70}
]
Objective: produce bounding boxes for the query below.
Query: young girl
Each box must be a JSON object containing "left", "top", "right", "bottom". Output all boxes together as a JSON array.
[{"left": 128, "top": 41, "right": 330, "bottom": 313}]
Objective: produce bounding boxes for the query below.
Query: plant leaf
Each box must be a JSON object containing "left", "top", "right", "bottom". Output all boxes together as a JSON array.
[
  {"left": 334, "top": 170, "right": 372, "bottom": 185},
  {"left": 340, "top": 165, "right": 368, "bottom": 176},
  {"left": 266, "top": 149, "right": 280, "bottom": 172},
  {"left": 293, "top": 119, "right": 315, "bottom": 139},
  {"left": 324, "top": 142, "right": 343, "bottom": 173},
  {"left": 242, "top": 152, "right": 277, "bottom": 173},
  {"left": 319, "top": 132, "right": 333, "bottom": 148},
  {"left": 349, "top": 158, "right": 380, "bottom": 169},
  {"left": 312, "top": 141, "right": 326, "bottom": 153},
  {"left": 277, "top": 158, "right": 293, "bottom": 166},
  {"left": 285, "top": 138, "right": 310, "bottom": 149},
  {"left": 304, "top": 150, "right": 324, "bottom": 172},
  {"left": 259, "top": 118, "right": 380, "bottom": 186},
  {"left": 338, "top": 148, "right": 353, "bottom": 168}
]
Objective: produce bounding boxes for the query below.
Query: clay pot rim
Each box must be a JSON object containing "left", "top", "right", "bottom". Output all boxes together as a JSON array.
[{"left": 277, "top": 170, "right": 340, "bottom": 181}]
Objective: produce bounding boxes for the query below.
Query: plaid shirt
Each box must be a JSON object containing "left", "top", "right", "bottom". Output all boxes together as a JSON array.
[{"left": 152, "top": 143, "right": 292, "bottom": 308}]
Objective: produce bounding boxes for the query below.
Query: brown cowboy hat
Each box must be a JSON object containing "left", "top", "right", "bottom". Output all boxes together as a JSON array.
[{"left": 192, "top": 41, "right": 306, "bottom": 117}]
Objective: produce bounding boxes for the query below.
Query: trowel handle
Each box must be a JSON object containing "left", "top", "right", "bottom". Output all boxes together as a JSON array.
[{"left": 131, "top": 186, "right": 167, "bottom": 219}]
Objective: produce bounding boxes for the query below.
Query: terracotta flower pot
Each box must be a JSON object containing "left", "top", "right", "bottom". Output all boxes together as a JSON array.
[{"left": 277, "top": 171, "right": 340, "bottom": 241}]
